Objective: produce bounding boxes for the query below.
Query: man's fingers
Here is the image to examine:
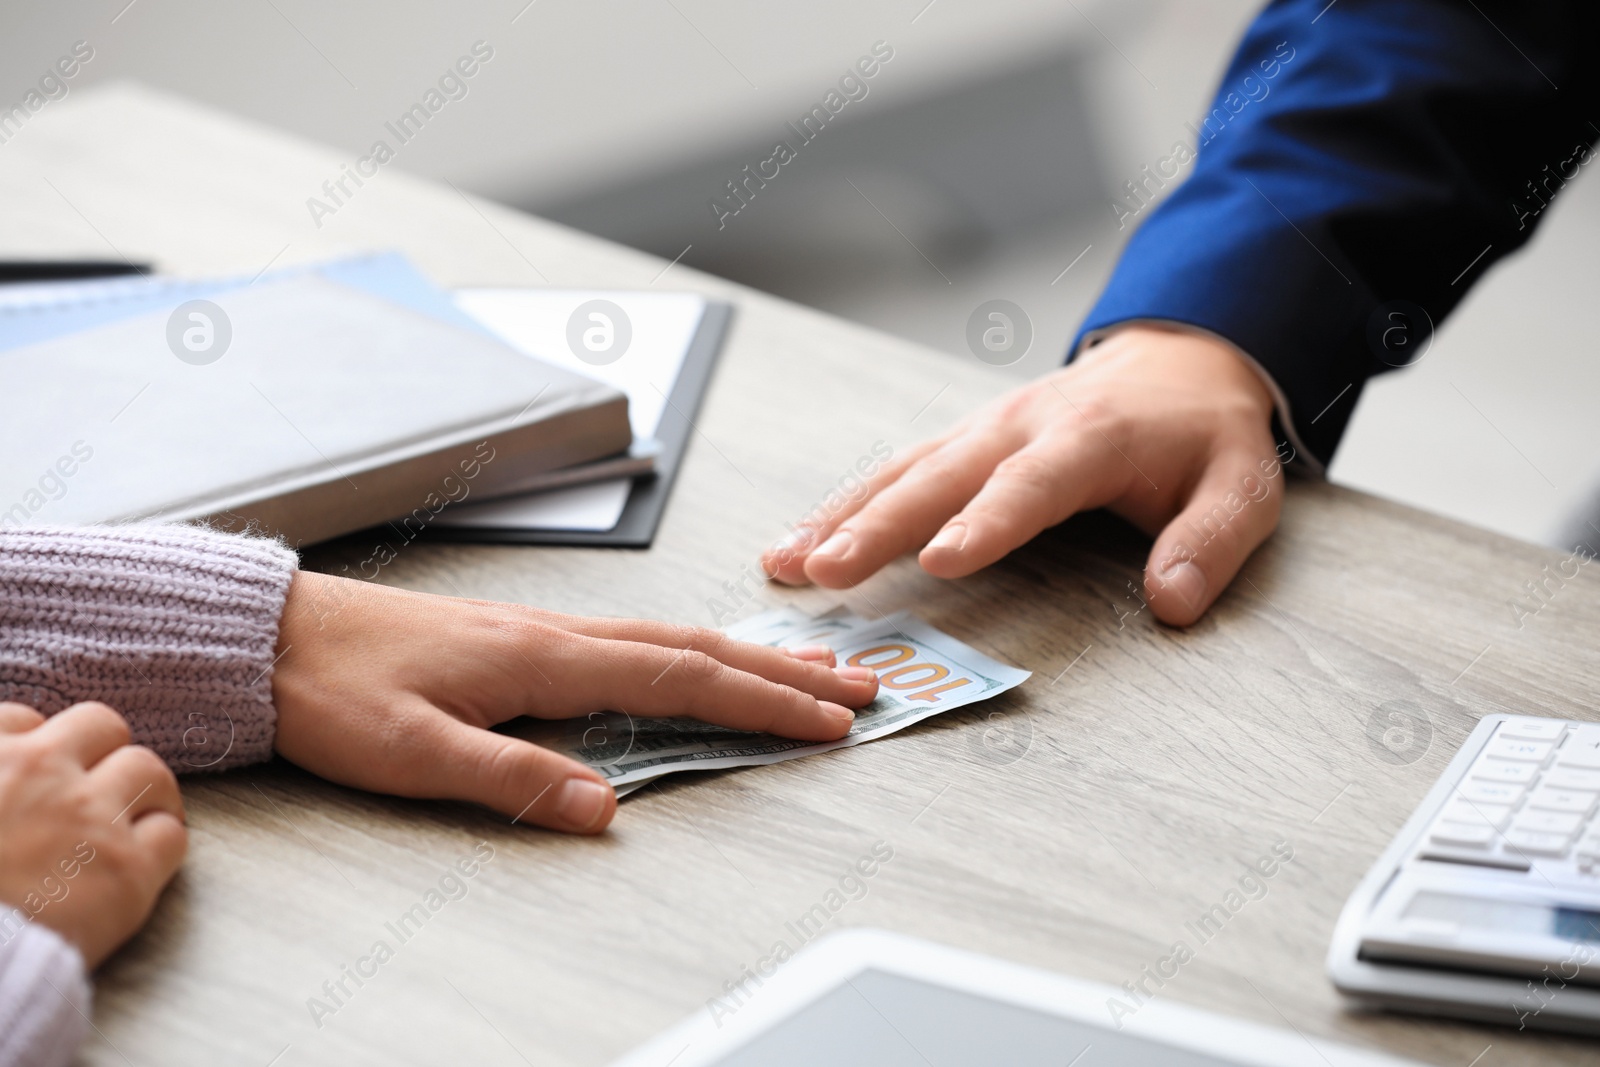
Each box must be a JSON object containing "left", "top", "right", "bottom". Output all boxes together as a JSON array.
[
  {"left": 1143, "top": 450, "right": 1284, "bottom": 627},
  {"left": 424, "top": 717, "right": 616, "bottom": 833},
  {"left": 543, "top": 634, "right": 856, "bottom": 741},
  {"left": 533, "top": 618, "right": 878, "bottom": 708},
  {"left": 90, "top": 746, "right": 185, "bottom": 825},
  {"left": 761, "top": 438, "right": 942, "bottom": 585},
  {"left": 802, "top": 429, "right": 1022, "bottom": 589},
  {"left": 919, "top": 431, "right": 1127, "bottom": 579},
  {"left": 0, "top": 703, "right": 45, "bottom": 733},
  {"left": 32, "top": 702, "right": 131, "bottom": 767}
]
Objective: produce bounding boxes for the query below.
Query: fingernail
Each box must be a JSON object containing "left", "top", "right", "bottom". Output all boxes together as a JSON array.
[
  {"left": 811, "top": 529, "right": 854, "bottom": 561},
  {"left": 927, "top": 522, "right": 966, "bottom": 552},
  {"left": 836, "top": 665, "right": 876, "bottom": 683},
  {"left": 784, "top": 645, "right": 834, "bottom": 662},
  {"left": 1155, "top": 560, "right": 1206, "bottom": 612},
  {"left": 762, "top": 528, "right": 816, "bottom": 581},
  {"left": 769, "top": 525, "right": 815, "bottom": 555},
  {"left": 822, "top": 702, "right": 856, "bottom": 726},
  {"left": 557, "top": 778, "right": 610, "bottom": 831}
]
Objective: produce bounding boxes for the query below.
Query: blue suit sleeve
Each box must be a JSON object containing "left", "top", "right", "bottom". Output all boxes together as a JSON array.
[{"left": 1071, "top": 0, "right": 1597, "bottom": 466}]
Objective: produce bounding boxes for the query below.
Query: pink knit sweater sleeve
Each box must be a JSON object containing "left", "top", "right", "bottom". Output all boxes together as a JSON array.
[
  {"left": 0, "top": 524, "right": 298, "bottom": 1066},
  {"left": 0, "top": 524, "right": 298, "bottom": 770}
]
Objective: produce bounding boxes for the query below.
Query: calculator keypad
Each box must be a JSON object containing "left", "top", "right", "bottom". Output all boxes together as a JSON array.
[{"left": 1421, "top": 718, "right": 1600, "bottom": 874}]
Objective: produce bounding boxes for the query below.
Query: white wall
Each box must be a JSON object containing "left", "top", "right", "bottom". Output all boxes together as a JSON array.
[
  {"left": 2, "top": 0, "right": 1115, "bottom": 204},
  {"left": 5, "top": 0, "right": 1596, "bottom": 547}
]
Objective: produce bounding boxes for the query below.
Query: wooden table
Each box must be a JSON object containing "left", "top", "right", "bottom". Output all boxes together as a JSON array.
[{"left": 5, "top": 84, "right": 1597, "bottom": 1067}]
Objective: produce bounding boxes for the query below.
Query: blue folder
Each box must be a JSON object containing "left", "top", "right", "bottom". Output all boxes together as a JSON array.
[
  {"left": 0, "top": 252, "right": 490, "bottom": 352},
  {"left": 1, "top": 251, "right": 731, "bottom": 548}
]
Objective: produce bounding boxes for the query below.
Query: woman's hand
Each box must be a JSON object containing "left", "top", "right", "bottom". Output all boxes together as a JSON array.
[
  {"left": 271, "top": 575, "right": 879, "bottom": 834},
  {"left": 763, "top": 326, "right": 1288, "bottom": 626},
  {"left": 0, "top": 702, "right": 187, "bottom": 968}
]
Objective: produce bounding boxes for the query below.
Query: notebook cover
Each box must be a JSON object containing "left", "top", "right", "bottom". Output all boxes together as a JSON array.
[
  {"left": 0, "top": 274, "right": 630, "bottom": 545},
  {"left": 420, "top": 300, "right": 732, "bottom": 548}
]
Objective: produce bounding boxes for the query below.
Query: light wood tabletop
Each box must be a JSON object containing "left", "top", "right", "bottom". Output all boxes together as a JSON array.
[{"left": 4, "top": 84, "right": 1598, "bottom": 1066}]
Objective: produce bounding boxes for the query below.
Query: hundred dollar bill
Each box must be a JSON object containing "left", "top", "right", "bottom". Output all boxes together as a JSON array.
[{"left": 521, "top": 607, "right": 1030, "bottom": 797}]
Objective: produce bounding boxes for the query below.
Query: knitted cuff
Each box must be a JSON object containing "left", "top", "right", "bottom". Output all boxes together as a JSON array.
[
  {"left": 0, "top": 910, "right": 91, "bottom": 1067},
  {"left": 0, "top": 524, "right": 298, "bottom": 771}
]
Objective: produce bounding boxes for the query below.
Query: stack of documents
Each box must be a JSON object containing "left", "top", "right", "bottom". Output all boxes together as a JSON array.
[
  {"left": 441, "top": 286, "right": 719, "bottom": 537},
  {"left": 0, "top": 253, "right": 727, "bottom": 546}
]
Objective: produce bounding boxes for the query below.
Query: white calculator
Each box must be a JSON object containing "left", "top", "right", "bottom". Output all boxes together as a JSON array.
[{"left": 1329, "top": 714, "right": 1600, "bottom": 1034}]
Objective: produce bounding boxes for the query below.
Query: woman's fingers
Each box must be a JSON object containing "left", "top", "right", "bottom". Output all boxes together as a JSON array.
[
  {"left": 1143, "top": 448, "right": 1285, "bottom": 626},
  {"left": 760, "top": 438, "right": 943, "bottom": 585},
  {"left": 32, "top": 702, "right": 131, "bottom": 767},
  {"left": 539, "top": 633, "right": 857, "bottom": 740},
  {"left": 532, "top": 618, "right": 877, "bottom": 708},
  {"left": 421, "top": 717, "right": 615, "bottom": 833},
  {"left": 919, "top": 429, "right": 1129, "bottom": 579},
  {"left": 699, "top": 637, "right": 876, "bottom": 703},
  {"left": 275, "top": 689, "right": 617, "bottom": 833},
  {"left": 128, "top": 811, "right": 189, "bottom": 892},
  {"left": 89, "top": 745, "right": 185, "bottom": 825},
  {"left": 783, "top": 645, "right": 836, "bottom": 666},
  {"left": 0, "top": 703, "right": 45, "bottom": 733},
  {"left": 801, "top": 428, "right": 1022, "bottom": 589}
]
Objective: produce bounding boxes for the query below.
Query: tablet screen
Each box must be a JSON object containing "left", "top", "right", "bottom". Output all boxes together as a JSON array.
[{"left": 709, "top": 968, "right": 1250, "bottom": 1066}]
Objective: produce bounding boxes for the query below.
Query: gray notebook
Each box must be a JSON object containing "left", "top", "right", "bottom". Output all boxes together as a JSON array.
[{"left": 0, "top": 274, "right": 630, "bottom": 544}]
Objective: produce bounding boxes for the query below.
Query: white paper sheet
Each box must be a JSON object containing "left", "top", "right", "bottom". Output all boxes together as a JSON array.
[
  {"left": 453, "top": 289, "right": 705, "bottom": 440},
  {"left": 440, "top": 288, "right": 707, "bottom": 532},
  {"left": 431, "top": 477, "right": 633, "bottom": 531}
]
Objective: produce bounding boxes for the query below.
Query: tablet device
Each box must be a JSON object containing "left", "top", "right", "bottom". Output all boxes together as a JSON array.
[{"left": 612, "top": 929, "right": 1425, "bottom": 1067}]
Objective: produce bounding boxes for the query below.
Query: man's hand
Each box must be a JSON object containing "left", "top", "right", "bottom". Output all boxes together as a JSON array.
[
  {"left": 762, "top": 326, "right": 1289, "bottom": 626},
  {"left": 271, "top": 576, "right": 879, "bottom": 835}
]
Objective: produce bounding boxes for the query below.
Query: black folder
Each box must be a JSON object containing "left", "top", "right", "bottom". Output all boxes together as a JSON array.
[{"left": 425, "top": 300, "right": 733, "bottom": 549}]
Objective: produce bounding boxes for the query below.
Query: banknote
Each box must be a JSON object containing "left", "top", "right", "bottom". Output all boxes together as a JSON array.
[{"left": 519, "top": 607, "right": 1030, "bottom": 796}]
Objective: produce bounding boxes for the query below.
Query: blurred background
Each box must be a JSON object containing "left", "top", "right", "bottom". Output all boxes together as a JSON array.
[{"left": 5, "top": 0, "right": 1597, "bottom": 549}]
